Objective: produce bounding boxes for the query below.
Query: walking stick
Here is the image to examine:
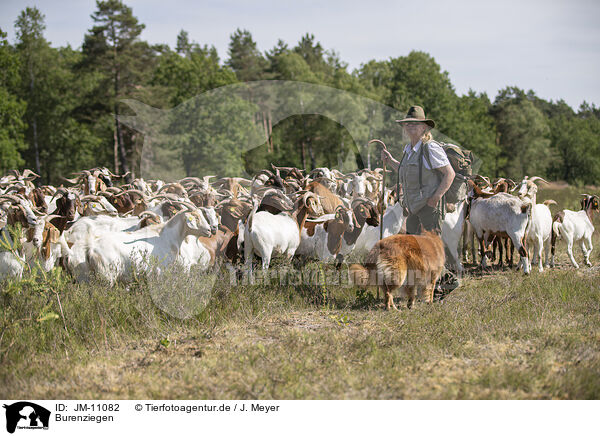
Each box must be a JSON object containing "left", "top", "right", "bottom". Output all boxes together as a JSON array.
[
  {"left": 367, "top": 139, "right": 388, "bottom": 304},
  {"left": 367, "top": 139, "right": 388, "bottom": 242}
]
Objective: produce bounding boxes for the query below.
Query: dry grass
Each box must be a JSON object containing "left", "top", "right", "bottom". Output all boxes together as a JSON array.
[{"left": 1, "top": 184, "right": 599, "bottom": 399}]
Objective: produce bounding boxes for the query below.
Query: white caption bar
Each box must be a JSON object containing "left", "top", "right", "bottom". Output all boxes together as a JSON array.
[{"left": 0, "top": 400, "right": 594, "bottom": 435}]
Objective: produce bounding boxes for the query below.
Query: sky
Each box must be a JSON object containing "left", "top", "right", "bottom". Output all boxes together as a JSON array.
[{"left": 1, "top": 0, "right": 599, "bottom": 110}]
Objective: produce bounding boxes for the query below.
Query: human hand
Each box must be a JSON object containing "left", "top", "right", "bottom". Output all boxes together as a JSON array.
[
  {"left": 426, "top": 195, "right": 441, "bottom": 208},
  {"left": 381, "top": 148, "right": 392, "bottom": 163}
]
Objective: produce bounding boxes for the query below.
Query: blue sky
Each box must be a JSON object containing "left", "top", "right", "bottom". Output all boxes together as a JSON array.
[{"left": 1, "top": 0, "right": 599, "bottom": 110}]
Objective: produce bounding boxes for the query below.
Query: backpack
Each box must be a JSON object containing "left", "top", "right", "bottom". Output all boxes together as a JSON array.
[{"left": 422, "top": 141, "right": 476, "bottom": 204}]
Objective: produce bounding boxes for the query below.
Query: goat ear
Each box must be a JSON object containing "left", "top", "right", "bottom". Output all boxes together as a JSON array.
[
  {"left": 49, "top": 227, "right": 60, "bottom": 244},
  {"left": 521, "top": 203, "right": 531, "bottom": 214},
  {"left": 185, "top": 213, "right": 199, "bottom": 230},
  {"left": 25, "top": 227, "right": 34, "bottom": 242}
]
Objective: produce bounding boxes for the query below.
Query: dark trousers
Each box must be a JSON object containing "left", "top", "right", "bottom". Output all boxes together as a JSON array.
[
  {"left": 405, "top": 205, "right": 442, "bottom": 235},
  {"left": 405, "top": 204, "right": 458, "bottom": 295}
]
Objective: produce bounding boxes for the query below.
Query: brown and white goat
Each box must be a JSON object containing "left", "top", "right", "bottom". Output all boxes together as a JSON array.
[
  {"left": 24, "top": 216, "right": 72, "bottom": 272},
  {"left": 296, "top": 205, "right": 355, "bottom": 264},
  {"left": 306, "top": 179, "right": 344, "bottom": 214},
  {"left": 217, "top": 198, "right": 253, "bottom": 233},
  {"left": 196, "top": 225, "right": 237, "bottom": 268},
  {"left": 49, "top": 188, "right": 81, "bottom": 232},
  {"left": 62, "top": 169, "right": 109, "bottom": 195},
  {"left": 491, "top": 178, "right": 516, "bottom": 266}
]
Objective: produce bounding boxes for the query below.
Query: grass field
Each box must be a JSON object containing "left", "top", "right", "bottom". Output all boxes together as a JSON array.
[{"left": 1, "top": 184, "right": 599, "bottom": 399}]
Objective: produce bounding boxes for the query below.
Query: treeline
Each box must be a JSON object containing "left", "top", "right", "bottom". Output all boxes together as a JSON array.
[{"left": 1, "top": 1, "right": 600, "bottom": 185}]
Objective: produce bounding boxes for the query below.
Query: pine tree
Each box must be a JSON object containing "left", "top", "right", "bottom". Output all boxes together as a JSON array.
[
  {"left": 81, "top": 0, "right": 148, "bottom": 179},
  {"left": 226, "top": 29, "right": 267, "bottom": 82},
  {"left": 14, "top": 7, "right": 47, "bottom": 176},
  {"left": 0, "top": 28, "right": 26, "bottom": 172}
]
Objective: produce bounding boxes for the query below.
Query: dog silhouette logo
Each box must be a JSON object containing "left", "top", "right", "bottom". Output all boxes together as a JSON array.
[{"left": 3, "top": 402, "right": 50, "bottom": 433}]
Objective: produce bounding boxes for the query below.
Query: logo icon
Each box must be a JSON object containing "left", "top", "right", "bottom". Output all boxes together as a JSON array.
[{"left": 3, "top": 402, "right": 50, "bottom": 434}]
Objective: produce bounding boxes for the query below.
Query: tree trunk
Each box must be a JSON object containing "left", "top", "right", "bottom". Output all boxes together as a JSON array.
[
  {"left": 183, "top": 155, "right": 192, "bottom": 177},
  {"left": 29, "top": 65, "right": 41, "bottom": 178},
  {"left": 109, "top": 24, "right": 132, "bottom": 183},
  {"left": 308, "top": 142, "right": 316, "bottom": 170},
  {"left": 300, "top": 141, "right": 306, "bottom": 170},
  {"left": 262, "top": 112, "right": 271, "bottom": 153},
  {"left": 113, "top": 128, "right": 119, "bottom": 174},
  {"left": 113, "top": 66, "right": 131, "bottom": 182},
  {"left": 32, "top": 117, "right": 41, "bottom": 177},
  {"left": 367, "top": 111, "right": 373, "bottom": 170},
  {"left": 115, "top": 114, "right": 131, "bottom": 181},
  {"left": 267, "top": 112, "right": 273, "bottom": 151}
]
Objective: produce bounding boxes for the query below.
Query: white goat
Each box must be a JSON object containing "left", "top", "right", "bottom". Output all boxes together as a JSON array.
[
  {"left": 66, "top": 204, "right": 210, "bottom": 280},
  {"left": 66, "top": 215, "right": 134, "bottom": 283},
  {"left": 83, "top": 209, "right": 211, "bottom": 284},
  {"left": 442, "top": 199, "right": 467, "bottom": 274},
  {"left": 551, "top": 194, "right": 598, "bottom": 268},
  {"left": 176, "top": 207, "right": 220, "bottom": 271},
  {"left": 0, "top": 195, "right": 41, "bottom": 280},
  {"left": 515, "top": 176, "right": 555, "bottom": 272},
  {"left": 66, "top": 215, "right": 141, "bottom": 241},
  {"left": 0, "top": 227, "right": 25, "bottom": 280},
  {"left": 241, "top": 193, "right": 321, "bottom": 275},
  {"left": 177, "top": 236, "right": 212, "bottom": 272}
]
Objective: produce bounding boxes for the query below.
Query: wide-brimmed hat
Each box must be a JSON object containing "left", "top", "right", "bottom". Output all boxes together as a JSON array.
[{"left": 395, "top": 105, "right": 435, "bottom": 129}]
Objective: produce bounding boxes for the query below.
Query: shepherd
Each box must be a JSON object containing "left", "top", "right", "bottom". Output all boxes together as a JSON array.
[
  {"left": 380, "top": 105, "right": 459, "bottom": 297},
  {"left": 381, "top": 105, "right": 454, "bottom": 233}
]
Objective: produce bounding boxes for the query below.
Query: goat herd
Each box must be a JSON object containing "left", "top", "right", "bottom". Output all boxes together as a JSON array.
[{"left": 0, "top": 166, "right": 598, "bottom": 307}]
